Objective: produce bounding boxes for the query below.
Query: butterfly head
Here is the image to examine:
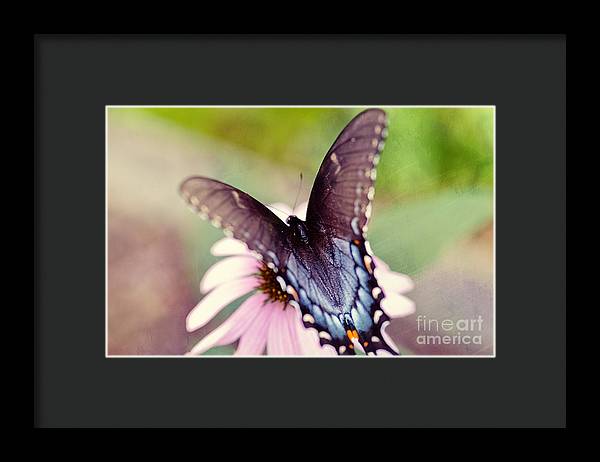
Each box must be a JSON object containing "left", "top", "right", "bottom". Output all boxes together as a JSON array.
[{"left": 286, "top": 215, "right": 309, "bottom": 244}]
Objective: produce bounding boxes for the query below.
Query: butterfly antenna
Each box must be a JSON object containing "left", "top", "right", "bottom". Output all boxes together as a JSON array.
[{"left": 292, "top": 172, "right": 303, "bottom": 212}]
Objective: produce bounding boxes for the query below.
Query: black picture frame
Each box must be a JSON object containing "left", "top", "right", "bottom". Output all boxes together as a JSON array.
[{"left": 34, "top": 34, "right": 566, "bottom": 428}]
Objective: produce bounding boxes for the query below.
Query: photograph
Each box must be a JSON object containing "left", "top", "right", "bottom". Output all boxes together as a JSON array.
[{"left": 106, "top": 106, "right": 495, "bottom": 357}]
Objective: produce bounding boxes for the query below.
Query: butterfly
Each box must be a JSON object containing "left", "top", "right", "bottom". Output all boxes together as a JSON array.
[{"left": 180, "top": 108, "right": 398, "bottom": 356}]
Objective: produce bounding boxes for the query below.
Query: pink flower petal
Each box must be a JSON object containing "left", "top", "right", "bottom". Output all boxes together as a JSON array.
[
  {"left": 375, "top": 267, "right": 414, "bottom": 294},
  {"left": 186, "top": 276, "right": 257, "bottom": 332},
  {"left": 294, "top": 317, "right": 321, "bottom": 356},
  {"left": 294, "top": 201, "right": 309, "bottom": 220},
  {"left": 268, "top": 203, "right": 293, "bottom": 222},
  {"left": 267, "top": 307, "right": 289, "bottom": 355},
  {"left": 321, "top": 344, "right": 338, "bottom": 355},
  {"left": 235, "top": 302, "right": 277, "bottom": 355},
  {"left": 200, "top": 256, "right": 259, "bottom": 294},
  {"left": 376, "top": 349, "right": 394, "bottom": 356},
  {"left": 380, "top": 321, "right": 400, "bottom": 354},
  {"left": 373, "top": 256, "right": 390, "bottom": 270},
  {"left": 292, "top": 309, "right": 337, "bottom": 356},
  {"left": 380, "top": 291, "right": 416, "bottom": 318},
  {"left": 282, "top": 307, "right": 303, "bottom": 355},
  {"left": 187, "top": 293, "right": 266, "bottom": 355},
  {"left": 300, "top": 331, "right": 329, "bottom": 356},
  {"left": 210, "top": 237, "right": 250, "bottom": 256}
]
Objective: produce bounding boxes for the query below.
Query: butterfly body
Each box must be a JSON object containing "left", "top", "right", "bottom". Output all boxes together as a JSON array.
[
  {"left": 180, "top": 108, "right": 399, "bottom": 356},
  {"left": 285, "top": 215, "right": 310, "bottom": 244}
]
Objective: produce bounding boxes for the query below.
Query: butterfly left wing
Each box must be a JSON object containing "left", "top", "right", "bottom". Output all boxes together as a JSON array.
[{"left": 179, "top": 176, "right": 290, "bottom": 267}]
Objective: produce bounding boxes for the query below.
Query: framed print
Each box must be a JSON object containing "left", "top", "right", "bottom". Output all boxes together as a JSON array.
[{"left": 35, "top": 35, "right": 565, "bottom": 428}]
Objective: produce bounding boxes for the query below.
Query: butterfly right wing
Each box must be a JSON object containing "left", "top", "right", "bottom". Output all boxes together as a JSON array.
[
  {"left": 302, "top": 109, "right": 399, "bottom": 356},
  {"left": 305, "top": 108, "right": 388, "bottom": 241},
  {"left": 179, "top": 176, "right": 290, "bottom": 267}
]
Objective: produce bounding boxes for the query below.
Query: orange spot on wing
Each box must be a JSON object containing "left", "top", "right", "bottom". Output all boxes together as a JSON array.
[{"left": 346, "top": 330, "right": 359, "bottom": 341}]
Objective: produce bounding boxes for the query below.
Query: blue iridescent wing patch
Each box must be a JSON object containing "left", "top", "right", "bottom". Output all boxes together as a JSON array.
[{"left": 281, "top": 236, "right": 397, "bottom": 356}]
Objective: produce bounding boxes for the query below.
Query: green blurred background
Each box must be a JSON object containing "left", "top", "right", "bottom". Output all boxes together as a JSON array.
[{"left": 107, "top": 107, "right": 494, "bottom": 356}]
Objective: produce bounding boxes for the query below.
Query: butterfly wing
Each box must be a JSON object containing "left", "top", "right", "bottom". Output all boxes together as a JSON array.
[
  {"left": 180, "top": 176, "right": 289, "bottom": 266},
  {"left": 299, "top": 108, "right": 399, "bottom": 356},
  {"left": 305, "top": 108, "right": 388, "bottom": 240}
]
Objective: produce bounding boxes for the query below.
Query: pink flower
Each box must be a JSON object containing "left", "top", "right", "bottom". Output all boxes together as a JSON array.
[{"left": 185, "top": 202, "right": 415, "bottom": 356}]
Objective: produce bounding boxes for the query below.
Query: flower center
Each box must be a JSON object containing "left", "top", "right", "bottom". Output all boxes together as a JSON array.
[{"left": 256, "top": 263, "right": 289, "bottom": 305}]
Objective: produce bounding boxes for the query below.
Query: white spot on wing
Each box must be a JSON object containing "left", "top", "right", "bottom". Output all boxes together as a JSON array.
[
  {"left": 276, "top": 276, "right": 287, "bottom": 291},
  {"left": 267, "top": 251, "right": 279, "bottom": 265},
  {"left": 351, "top": 217, "right": 360, "bottom": 236},
  {"left": 364, "top": 255, "right": 373, "bottom": 272},
  {"left": 367, "top": 186, "right": 375, "bottom": 201},
  {"left": 319, "top": 331, "right": 332, "bottom": 341},
  {"left": 303, "top": 313, "right": 315, "bottom": 324},
  {"left": 231, "top": 190, "right": 247, "bottom": 209}
]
